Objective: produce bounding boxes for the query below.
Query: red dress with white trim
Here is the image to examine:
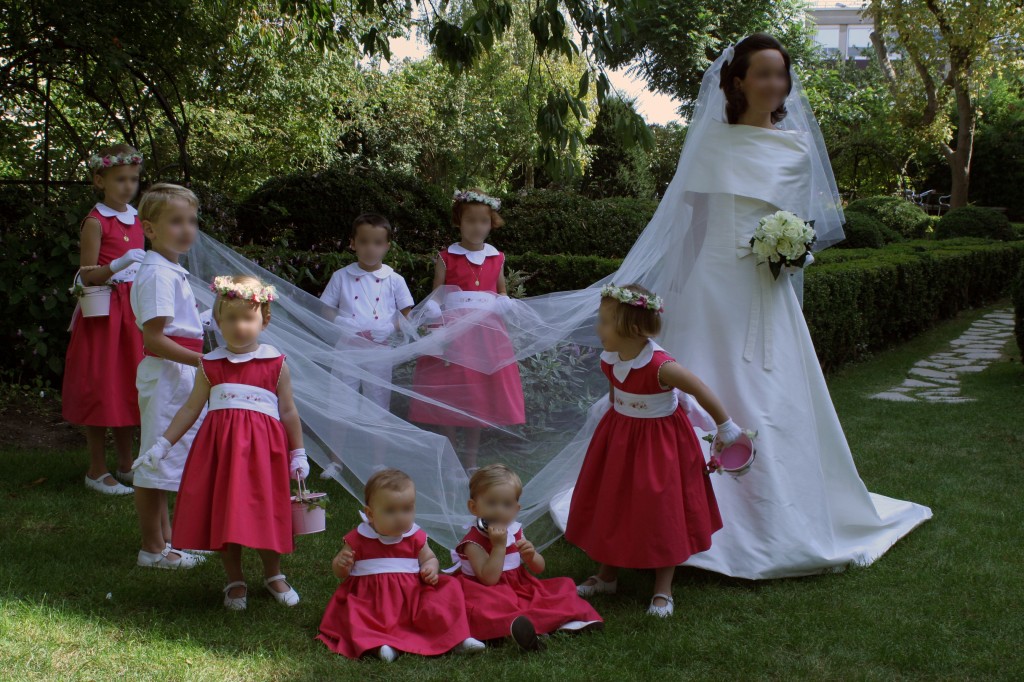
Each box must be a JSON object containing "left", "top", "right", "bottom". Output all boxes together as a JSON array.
[
  {"left": 61, "top": 204, "right": 144, "bottom": 427},
  {"left": 565, "top": 341, "right": 723, "bottom": 568},
  {"left": 408, "top": 243, "right": 525, "bottom": 426},
  {"left": 454, "top": 522, "right": 602, "bottom": 639},
  {"left": 172, "top": 345, "right": 293, "bottom": 554},
  {"left": 317, "top": 519, "right": 472, "bottom": 658}
]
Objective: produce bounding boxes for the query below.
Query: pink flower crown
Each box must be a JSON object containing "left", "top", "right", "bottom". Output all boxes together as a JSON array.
[
  {"left": 453, "top": 189, "right": 501, "bottom": 211},
  {"left": 89, "top": 152, "right": 144, "bottom": 171},
  {"left": 210, "top": 276, "right": 276, "bottom": 304},
  {"left": 600, "top": 284, "right": 664, "bottom": 313}
]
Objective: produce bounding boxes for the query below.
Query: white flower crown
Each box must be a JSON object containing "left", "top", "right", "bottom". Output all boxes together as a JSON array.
[
  {"left": 600, "top": 284, "right": 664, "bottom": 313},
  {"left": 88, "top": 152, "right": 144, "bottom": 171},
  {"left": 453, "top": 189, "right": 501, "bottom": 211},
  {"left": 210, "top": 276, "right": 276, "bottom": 304}
]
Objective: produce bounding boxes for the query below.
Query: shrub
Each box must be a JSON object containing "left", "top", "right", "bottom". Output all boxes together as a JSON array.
[
  {"left": 935, "top": 205, "right": 1015, "bottom": 241},
  {"left": 493, "top": 190, "right": 657, "bottom": 258},
  {"left": 836, "top": 211, "right": 898, "bottom": 249},
  {"left": 845, "top": 196, "right": 932, "bottom": 239},
  {"left": 1013, "top": 260, "right": 1024, "bottom": 358}
]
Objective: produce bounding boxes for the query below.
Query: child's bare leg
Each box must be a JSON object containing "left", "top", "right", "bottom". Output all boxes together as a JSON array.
[
  {"left": 112, "top": 426, "right": 136, "bottom": 475},
  {"left": 135, "top": 487, "right": 168, "bottom": 553},
  {"left": 84, "top": 426, "right": 114, "bottom": 483},
  {"left": 258, "top": 549, "right": 288, "bottom": 592},
  {"left": 161, "top": 495, "right": 173, "bottom": 544},
  {"left": 652, "top": 566, "right": 675, "bottom": 607},
  {"left": 221, "top": 544, "right": 246, "bottom": 597},
  {"left": 440, "top": 425, "right": 458, "bottom": 451},
  {"left": 462, "top": 427, "right": 481, "bottom": 470}
]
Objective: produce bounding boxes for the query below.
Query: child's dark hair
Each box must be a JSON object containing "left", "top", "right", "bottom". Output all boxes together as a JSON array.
[
  {"left": 601, "top": 284, "right": 663, "bottom": 338},
  {"left": 364, "top": 468, "right": 414, "bottom": 505},
  {"left": 719, "top": 33, "right": 792, "bottom": 125},
  {"left": 351, "top": 213, "right": 394, "bottom": 241},
  {"left": 452, "top": 188, "right": 505, "bottom": 229}
]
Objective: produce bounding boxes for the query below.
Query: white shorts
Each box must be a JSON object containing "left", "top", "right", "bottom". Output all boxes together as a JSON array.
[{"left": 135, "top": 356, "right": 206, "bottom": 492}]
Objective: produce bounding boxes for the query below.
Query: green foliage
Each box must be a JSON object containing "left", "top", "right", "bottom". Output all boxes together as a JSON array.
[
  {"left": 845, "top": 196, "right": 932, "bottom": 239},
  {"left": 581, "top": 97, "right": 656, "bottom": 199},
  {"left": 494, "top": 190, "right": 657, "bottom": 258},
  {"left": 1013, "top": 260, "right": 1024, "bottom": 357},
  {"left": 935, "top": 206, "right": 1015, "bottom": 241},
  {"left": 969, "top": 87, "right": 1024, "bottom": 221},
  {"left": 836, "top": 211, "right": 900, "bottom": 249}
]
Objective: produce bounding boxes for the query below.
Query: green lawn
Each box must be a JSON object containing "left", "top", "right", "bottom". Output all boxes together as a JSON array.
[{"left": 2, "top": 303, "right": 1022, "bottom": 681}]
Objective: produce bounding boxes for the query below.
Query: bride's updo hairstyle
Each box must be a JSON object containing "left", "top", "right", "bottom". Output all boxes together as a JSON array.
[{"left": 719, "top": 33, "right": 792, "bottom": 125}]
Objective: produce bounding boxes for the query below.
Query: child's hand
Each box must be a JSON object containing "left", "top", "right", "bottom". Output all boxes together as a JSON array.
[
  {"left": 420, "top": 563, "right": 439, "bottom": 585},
  {"left": 515, "top": 538, "right": 537, "bottom": 563},
  {"left": 486, "top": 523, "right": 508, "bottom": 548},
  {"left": 333, "top": 546, "right": 355, "bottom": 572}
]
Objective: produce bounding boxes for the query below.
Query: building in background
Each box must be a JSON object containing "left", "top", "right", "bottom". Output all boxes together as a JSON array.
[{"left": 807, "top": 0, "right": 875, "bottom": 63}]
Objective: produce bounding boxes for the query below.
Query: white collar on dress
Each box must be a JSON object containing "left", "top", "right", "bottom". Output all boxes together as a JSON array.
[
  {"left": 141, "top": 249, "right": 187, "bottom": 274},
  {"left": 205, "top": 344, "right": 281, "bottom": 363},
  {"left": 448, "top": 243, "right": 499, "bottom": 266},
  {"left": 463, "top": 519, "right": 523, "bottom": 547},
  {"left": 95, "top": 202, "right": 138, "bottom": 226},
  {"left": 357, "top": 510, "right": 420, "bottom": 545},
  {"left": 601, "top": 340, "right": 664, "bottom": 383},
  {"left": 343, "top": 262, "right": 394, "bottom": 280}
]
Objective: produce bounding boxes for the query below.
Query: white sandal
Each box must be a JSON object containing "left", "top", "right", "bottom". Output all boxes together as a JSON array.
[
  {"left": 136, "top": 545, "right": 202, "bottom": 570},
  {"left": 264, "top": 574, "right": 300, "bottom": 606},
  {"left": 223, "top": 581, "right": 247, "bottom": 610},
  {"left": 378, "top": 645, "right": 398, "bottom": 662},
  {"left": 576, "top": 575, "right": 617, "bottom": 597},
  {"left": 84, "top": 473, "right": 133, "bottom": 496},
  {"left": 647, "top": 593, "right": 674, "bottom": 618}
]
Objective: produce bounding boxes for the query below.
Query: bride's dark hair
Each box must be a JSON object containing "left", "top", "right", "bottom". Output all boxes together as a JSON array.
[{"left": 719, "top": 33, "right": 792, "bottom": 125}]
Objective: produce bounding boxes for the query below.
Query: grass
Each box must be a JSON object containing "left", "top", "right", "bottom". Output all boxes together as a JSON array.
[{"left": 2, "top": 302, "right": 1022, "bottom": 681}]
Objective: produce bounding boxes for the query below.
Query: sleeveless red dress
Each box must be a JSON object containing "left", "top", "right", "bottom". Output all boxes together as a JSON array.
[
  {"left": 565, "top": 345, "right": 723, "bottom": 568},
  {"left": 408, "top": 246, "right": 525, "bottom": 426},
  {"left": 61, "top": 206, "right": 144, "bottom": 427},
  {"left": 172, "top": 347, "right": 293, "bottom": 554},
  {"left": 318, "top": 523, "right": 472, "bottom": 658},
  {"left": 454, "top": 524, "right": 602, "bottom": 639}
]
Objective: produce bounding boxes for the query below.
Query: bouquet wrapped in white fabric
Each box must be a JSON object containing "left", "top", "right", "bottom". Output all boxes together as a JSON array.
[{"left": 750, "top": 210, "right": 816, "bottom": 280}]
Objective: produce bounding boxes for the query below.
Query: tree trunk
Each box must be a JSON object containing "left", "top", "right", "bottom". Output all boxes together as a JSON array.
[{"left": 944, "top": 78, "right": 975, "bottom": 209}]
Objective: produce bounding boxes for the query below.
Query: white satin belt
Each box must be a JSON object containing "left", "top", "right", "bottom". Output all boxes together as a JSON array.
[
  {"left": 456, "top": 552, "right": 522, "bottom": 577},
  {"left": 738, "top": 246, "right": 775, "bottom": 371},
  {"left": 110, "top": 264, "right": 138, "bottom": 283},
  {"left": 444, "top": 291, "right": 495, "bottom": 311},
  {"left": 349, "top": 557, "right": 421, "bottom": 576},
  {"left": 208, "top": 383, "right": 280, "bottom": 419},
  {"left": 612, "top": 388, "right": 678, "bottom": 418}
]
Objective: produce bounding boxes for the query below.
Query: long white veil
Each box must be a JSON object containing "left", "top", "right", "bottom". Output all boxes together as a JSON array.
[{"left": 183, "top": 37, "right": 844, "bottom": 554}]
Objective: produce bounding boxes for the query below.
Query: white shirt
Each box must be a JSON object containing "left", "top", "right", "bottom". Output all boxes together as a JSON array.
[
  {"left": 131, "top": 250, "right": 203, "bottom": 339},
  {"left": 320, "top": 263, "right": 414, "bottom": 328}
]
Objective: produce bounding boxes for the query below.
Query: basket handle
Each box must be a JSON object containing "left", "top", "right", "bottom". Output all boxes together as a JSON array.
[
  {"left": 73, "top": 265, "right": 104, "bottom": 288},
  {"left": 296, "top": 475, "right": 309, "bottom": 502}
]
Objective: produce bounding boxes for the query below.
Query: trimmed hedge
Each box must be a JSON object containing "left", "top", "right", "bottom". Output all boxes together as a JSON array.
[
  {"left": 845, "top": 196, "right": 932, "bottom": 239},
  {"left": 241, "top": 238, "right": 1024, "bottom": 373},
  {"left": 837, "top": 211, "right": 900, "bottom": 249},
  {"left": 935, "top": 206, "right": 1015, "bottom": 241},
  {"left": 1013, "top": 260, "right": 1024, "bottom": 357}
]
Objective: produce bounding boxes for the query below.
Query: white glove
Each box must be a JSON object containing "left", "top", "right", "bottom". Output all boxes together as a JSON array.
[
  {"left": 715, "top": 418, "right": 742, "bottom": 447},
  {"left": 110, "top": 249, "right": 146, "bottom": 274},
  {"left": 289, "top": 448, "right": 310, "bottom": 480},
  {"left": 494, "top": 294, "right": 517, "bottom": 315},
  {"left": 421, "top": 300, "right": 443, "bottom": 320},
  {"left": 370, "top": 323, "right": 393, "bottom": 344},
  {"left": 805, "top": 252, "right": 815, "bottom": 267},
  {"left": 131, "top": 436, "right": 171, "bottom": 471}
]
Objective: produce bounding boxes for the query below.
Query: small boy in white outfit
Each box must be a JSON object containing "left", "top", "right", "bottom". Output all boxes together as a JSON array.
[
  {"left": 320, "top": 214, "right": 414, "bottom": 411},
  {"left": 129, "top": 183, "right": 206, "bottom": 569}
]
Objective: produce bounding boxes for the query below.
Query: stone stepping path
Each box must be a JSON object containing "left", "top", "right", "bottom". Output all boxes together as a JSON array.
[{"left": 871, "top": 308, "right": 1015, "bottom": 403}]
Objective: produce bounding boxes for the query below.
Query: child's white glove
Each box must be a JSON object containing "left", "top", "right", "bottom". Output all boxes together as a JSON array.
[
  {"left": 132, "top": 436, "right": 171, "bottom": 471},
  {"left": 421, "top": 300, "right": 443, "bottom": 320},
  {"left": 369, "top": 323, "right": 393, "bottom": 344},
  {"left": 110, "top": 248, "right": 146, "bottom": 273},
  {"left": 715, "top": 418, "right": 742, "bottom": 447},
  {"left": 289, "top": 448, "right": 310, "bottom": 480}
]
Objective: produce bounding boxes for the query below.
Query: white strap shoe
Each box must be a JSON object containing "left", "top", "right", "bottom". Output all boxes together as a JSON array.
[
  {"left": 647, "top": 593, "right": 674, "bottom": 618},
  {"left": 451, "top": 637, "right": 486, "bottom": 655},
  {"left": 165, "top": 543, "right": 207, "bottom": 563},
  {"left": 264, "top": 574, "right": 300, "bottom": 606},
  {"left": 378, "top": 645, "right": 398, "bottom": 662},
  {"left": 137, "top": 545, "right": 202, "bottom": 569},
  {"left": 223, "top": 581, "right": 247, "bottom": 610},
  {"left": 84, "top": 473, "right": 133, "bottom": 495},
  {"left": 558, "top": 619, "right": 605, "bottom": 633},
  {"left": 576, "top": 575, "right": 617, "bottom": 597}
]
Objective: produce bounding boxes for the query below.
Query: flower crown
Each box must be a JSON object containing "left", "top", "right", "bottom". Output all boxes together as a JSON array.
[
  {"left": 600, "top": 284, "right": 664, "bottom": 313},
  {"left": 210, "top": 276, "right": 276, "bottom": 304},
  {"left": 88, "top": 152, "right": 144, "bottom": 171},
  {"left": 453, "top": 189, "right": 501, "bottom": 211}
]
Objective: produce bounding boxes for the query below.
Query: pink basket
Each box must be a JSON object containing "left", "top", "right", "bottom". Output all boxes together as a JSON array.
[
  {"left": 711, "top": 432, "right": 757, "bottom": 477},
  {"left": 291, "top": 478, "right": 327, "bottom": 535}
]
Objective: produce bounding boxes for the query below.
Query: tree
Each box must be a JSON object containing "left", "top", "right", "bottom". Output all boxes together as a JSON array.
[
  {"left": 867, "top": 0, "right": 1024, "bottom": 208},
  {"left": 581, "top": 97, "right": 654, "bottom": 199}
]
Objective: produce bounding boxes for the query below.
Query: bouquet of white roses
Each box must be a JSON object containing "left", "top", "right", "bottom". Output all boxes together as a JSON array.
[{"left": 750, "top": 210, "right": 816, "bottom": 280}]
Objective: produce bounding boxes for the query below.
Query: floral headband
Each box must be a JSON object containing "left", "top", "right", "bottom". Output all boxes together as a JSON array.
[
  {"left": 453, "top": 189, "right": 501, "bottom": 211},
  {"left": 210, "top": 276, "right": 276, "bottom": 304},
  {"left": 600, "top": 284, "right": 664, "bottom": 313},
  {"left": 88, "top": 152, "right": 144, "bottom": 171}
]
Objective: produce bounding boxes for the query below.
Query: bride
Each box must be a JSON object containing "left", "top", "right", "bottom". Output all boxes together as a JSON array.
[{"left": 551, "top": 33, "right": 932, "bottom": 579}]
